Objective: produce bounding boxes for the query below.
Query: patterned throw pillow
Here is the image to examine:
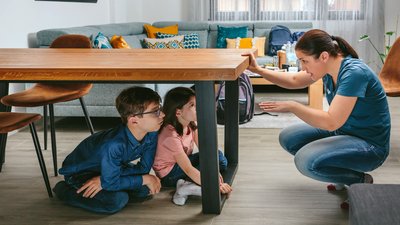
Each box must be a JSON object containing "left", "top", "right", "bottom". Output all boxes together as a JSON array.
[
  {"left": 156, "top": 32, "right": 200, "bottom": 49},
  {"left": 216, "top": 26, "right": 248, "bottom": 48},
  {"left": 144, "top": 35, "right": 185, "bottom": 49},
  {"left": 144, "top": 24, "right": 179, "bottom": 38},
  {"left": 92, "top": 32, "right": 112, "bottom": 49},
  {"left": 110, "top": 35, "right": 131, "bottom": 49},
  {"left": 226, "top": 37, "right": 266, "bottom": 56}
]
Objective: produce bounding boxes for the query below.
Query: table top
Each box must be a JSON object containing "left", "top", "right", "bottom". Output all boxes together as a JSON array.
[{"left": 0, "top": 48, "right": 253, "bottom": 82}]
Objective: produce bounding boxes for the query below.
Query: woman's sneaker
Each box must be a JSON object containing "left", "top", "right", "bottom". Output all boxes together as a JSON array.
[
  {"left": 327, "top": 183, "right": 345, "bottom": 191},
  {"left": 364, "top": 173, "right": 373, "bottom": 184},
  {"left": 340, "top": 199, "right": 349, "bottom": 209}
]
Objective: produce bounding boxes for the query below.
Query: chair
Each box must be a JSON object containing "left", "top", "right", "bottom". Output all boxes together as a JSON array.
[
  {"left": 379, "top": 36, "right": 400, "bottom": 96},
  {"left": 0, "top": 112, "right": 52, "bottom": 197},
  {"left": 1, "top": 34, "right": 95, "bottom": 176}
]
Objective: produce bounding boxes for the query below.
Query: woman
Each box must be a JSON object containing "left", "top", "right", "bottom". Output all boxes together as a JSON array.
[{"left": 243, "top": 29, "right": 391, "bottom": 209}]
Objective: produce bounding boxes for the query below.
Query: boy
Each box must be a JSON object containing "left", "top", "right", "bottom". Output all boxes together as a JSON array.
[{"left": 53, "top": 86, "right": 164, "bottom": 214}]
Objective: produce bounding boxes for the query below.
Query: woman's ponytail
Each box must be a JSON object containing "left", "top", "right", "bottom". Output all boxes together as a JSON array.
[
  {"left": 332, "top": 35, "right": 359, "bottom": 59},
  {"left": 296, "top": 29, "right": 359, "bottom": 59}
]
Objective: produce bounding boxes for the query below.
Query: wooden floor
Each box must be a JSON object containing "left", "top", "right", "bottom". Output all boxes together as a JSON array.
[{"left": 0, "top": 96, "right": 399, "bottom": 225}]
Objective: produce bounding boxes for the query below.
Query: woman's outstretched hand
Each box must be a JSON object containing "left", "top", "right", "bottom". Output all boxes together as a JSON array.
[
  {"left": 258, "top": 101, "right": 295, "bottom": 113},
  {"left": 242, "top": 52, "right": 261, "bottom": 73}
]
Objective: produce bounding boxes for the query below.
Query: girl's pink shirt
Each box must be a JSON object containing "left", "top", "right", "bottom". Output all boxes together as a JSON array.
[{"left": 153, "top": 124, "right": 195, "bottom": 178}]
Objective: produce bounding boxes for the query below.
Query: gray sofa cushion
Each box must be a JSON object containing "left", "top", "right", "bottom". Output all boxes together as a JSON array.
[
  {"left": 122, "top": 34, "right": 147, "bottom": 48},
  {"left": 349, "top": 184, "right": 400, "bottom": 225},
  {"left": 37, "top": 22, "right": 149, "bottom": 47}
]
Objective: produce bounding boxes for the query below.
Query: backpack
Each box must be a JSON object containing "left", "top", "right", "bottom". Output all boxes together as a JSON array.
[
  {"left": 292, "top": 31, "right": 306, "bottom": 42},
  {"left": 267, "top": 25, "right": 293, "bottom": 56},
  {"left": 216, "top": 72, "right": 254, "bottom": 125}
]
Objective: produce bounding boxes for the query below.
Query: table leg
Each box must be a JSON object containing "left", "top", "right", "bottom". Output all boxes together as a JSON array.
[
  {"left": 195, "top": 79, "right": 240, "bottom": 214},
  {"left": 0, "top": 82, "right": 10, "bottom": 172},
  {"left": 224, "top": 79, "right": 239, "bottom": 165},
  {"left": 195, "top": 81, "right": 221, "bottom": 214},
  {"left": 222, "top": 79, "right": 239, "bottom": 189}
]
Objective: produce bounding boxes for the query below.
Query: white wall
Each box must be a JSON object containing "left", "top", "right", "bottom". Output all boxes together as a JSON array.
[
  {"left": 0, "top": 0, "right": 197, "bottom": 47},
  {"left": 0, "top": 0, "right": 111, "bottom": 48},
  {"left": 0, "top": 0, "right": 112, "bottom": 105},
  {"left": 111, "top": 0, "right": 188, "bottom": 23}
]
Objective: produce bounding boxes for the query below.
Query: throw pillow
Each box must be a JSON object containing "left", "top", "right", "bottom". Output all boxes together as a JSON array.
[
  {"left": 226, "top": 37, "right": 266, "bottom": 57},
  {"left": 144, "top": 24, "right": 178, "bottom": 38},
  {"left": 156, "top": 32, "right": 200, "bottom": 49},
  {"left": 216, "top": 26, "right": 247, "bottom": 48},
  {"left": 92, "top": 32, "right": 112, "bottom": 49},
  {"left": 110, "top": 35, "right": 131, "bottom": 49},
  {"left": 144, "top": 35, "right": 185, "bottom": 49}
]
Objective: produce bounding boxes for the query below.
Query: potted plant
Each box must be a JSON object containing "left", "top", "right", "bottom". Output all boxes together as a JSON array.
[
  {"left": 359, "top": 31, "right": 396, "bottom": 65},
  {"left": 359, "top": 15, "right": 399, "bottom": 66}
]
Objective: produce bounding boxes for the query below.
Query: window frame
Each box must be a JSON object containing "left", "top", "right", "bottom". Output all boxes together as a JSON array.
[{"left": 211, "top": 0, "right": 366, "bottom": 21}]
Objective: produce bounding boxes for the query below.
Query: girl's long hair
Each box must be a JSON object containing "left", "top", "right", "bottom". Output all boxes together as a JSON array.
[
  {"left": 161, "top": 87, "right": 197, "bottom": 136},
  {"left": 295, "top": 29, "right": 358, "bottom": 59}
]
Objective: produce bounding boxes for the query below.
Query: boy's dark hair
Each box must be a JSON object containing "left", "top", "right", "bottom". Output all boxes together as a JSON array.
[
  {"left": 162, "top": 87, "right": 197, "bottom": 136},
  {"left": 295, "top": 29, "right": 359, "bottom": 59},
  {"left": 115, "top": 86, "right": 161, "bottom": 124}
]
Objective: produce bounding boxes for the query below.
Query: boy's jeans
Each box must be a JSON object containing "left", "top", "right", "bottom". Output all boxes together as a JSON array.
[
  {"left": 57, "top": 171, "right": 149, "bottom": 214},
  {"left": 279, "top": 123, "right": 389, "bottom": 185},
  {"left": 161, "top": 150, "right": 228, "bottom": 187}
]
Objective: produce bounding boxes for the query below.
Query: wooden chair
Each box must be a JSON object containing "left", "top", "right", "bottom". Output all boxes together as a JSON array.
[
  {"left": 0, "top": 112, "right": 52, "bottom": 197},
  {"left": 1, "top": 35, "right": 94, "bottom": 177},
  {"left": 379, "top": 37, "right": 400, "bottom": 96}
]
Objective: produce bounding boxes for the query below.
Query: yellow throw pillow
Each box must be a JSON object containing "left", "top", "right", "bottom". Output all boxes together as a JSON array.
[
  {"left": 226, "top": 37, "right": 266, "bottom": 57},
  {"left": 110, "top": 35, "right": 131, "bottom": 49},
  {"left": 144, "top": 24, "right": 179, "bottom": 38}
]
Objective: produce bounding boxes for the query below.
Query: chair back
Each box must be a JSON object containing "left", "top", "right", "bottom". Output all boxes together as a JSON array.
[
  {"left": 50, "top": 34, "right": 91, "bottom": 48},
  {"left": 379, "top": 37, "right": 400, "bottom": 96}
]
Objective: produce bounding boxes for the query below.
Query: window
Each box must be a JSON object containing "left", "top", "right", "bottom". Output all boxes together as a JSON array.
[{"left": 211, "top": 0, "right": 365, "bottom": 21}]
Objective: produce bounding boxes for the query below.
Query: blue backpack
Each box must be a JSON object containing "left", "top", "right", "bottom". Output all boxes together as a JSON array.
[
  {"left": 292, "top": 31, "right": 306, "bottom": 42},
  {"left": 216, "top": 72, "right": 254, "bottom": 125},
  {"left": 267, "top": 25, "right": 293, "bottom": 56}
]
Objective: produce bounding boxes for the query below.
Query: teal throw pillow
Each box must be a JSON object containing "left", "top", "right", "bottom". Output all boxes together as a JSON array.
[
  {"left": 157, "top": 32, "right": 200, "bottom": 49},
  {"left": 216, "top": 26, "right": 248, "bottom": 48},
  {"left": 92, "top": 32, "right": 112, "bottom": 49}
]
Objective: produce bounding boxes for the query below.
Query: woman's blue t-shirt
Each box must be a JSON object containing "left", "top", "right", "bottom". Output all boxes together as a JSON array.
[{"left": 323, "top": 57, "right": 391, "bottom": 149}]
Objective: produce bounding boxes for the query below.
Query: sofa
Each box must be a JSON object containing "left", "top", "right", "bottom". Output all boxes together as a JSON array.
[{"left": 29, "top": 21, "right": 313, "bottom": 117}]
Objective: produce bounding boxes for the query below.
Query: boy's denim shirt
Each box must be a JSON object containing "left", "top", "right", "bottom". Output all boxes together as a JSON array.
[{"left": 59, "top": 124, "right": 158, "bottom": 191}]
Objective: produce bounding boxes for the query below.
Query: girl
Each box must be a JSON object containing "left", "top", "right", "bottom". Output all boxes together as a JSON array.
[
  {"left": 153, "top": 87, "right": 232, "bottom": 205},
  {"left": 243, "top": 29, "right": 390, "bottom": 209}
]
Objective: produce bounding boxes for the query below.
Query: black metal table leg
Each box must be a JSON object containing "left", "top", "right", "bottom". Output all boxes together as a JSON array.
[
  {"left": 195, "top": 79, "right": 240, "bottom": 214},
  {"left": 195, "top": 81, "right": 221, "bottom": 214},
  {"left": 223, "top": 79, "right": 239, "bottom": 183}
]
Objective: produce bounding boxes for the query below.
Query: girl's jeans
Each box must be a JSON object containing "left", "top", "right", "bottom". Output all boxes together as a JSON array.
[
  {"left": 161, "top": 150, "right": 228, "bottom": 187},
  {"left": 279, "top": 123, "right": 389, "bottom": 185},
  {"left": 59, "top": 171, "right": 150, "bottom": 214}
]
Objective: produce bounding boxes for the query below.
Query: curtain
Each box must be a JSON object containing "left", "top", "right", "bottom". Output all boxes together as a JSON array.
[{"left": 209, "top": 0, "right": 384, "bottom": 72}]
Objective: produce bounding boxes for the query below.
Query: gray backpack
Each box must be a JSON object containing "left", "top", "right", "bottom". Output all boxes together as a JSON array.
[{"left": 216, "top": 73, "right": 254, "bottom": 125}]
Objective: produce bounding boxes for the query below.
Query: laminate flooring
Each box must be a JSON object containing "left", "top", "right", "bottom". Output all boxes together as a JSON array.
[{"left": 0, "top": 95, "right": 399, "bottom": 225}]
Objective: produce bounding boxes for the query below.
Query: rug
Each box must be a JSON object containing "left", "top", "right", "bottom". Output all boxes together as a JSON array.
[{"left": 223, "top": 92, "right": 328, "bottom": 129}]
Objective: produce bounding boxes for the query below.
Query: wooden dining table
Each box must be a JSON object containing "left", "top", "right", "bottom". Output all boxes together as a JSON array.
[{"left": 0, "top": 48, "right": 252, "bottom": 214}]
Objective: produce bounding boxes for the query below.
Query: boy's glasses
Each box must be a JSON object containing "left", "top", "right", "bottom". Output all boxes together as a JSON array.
[{"left": 133, "top": 106, "right": 163, "bottom": 117}]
